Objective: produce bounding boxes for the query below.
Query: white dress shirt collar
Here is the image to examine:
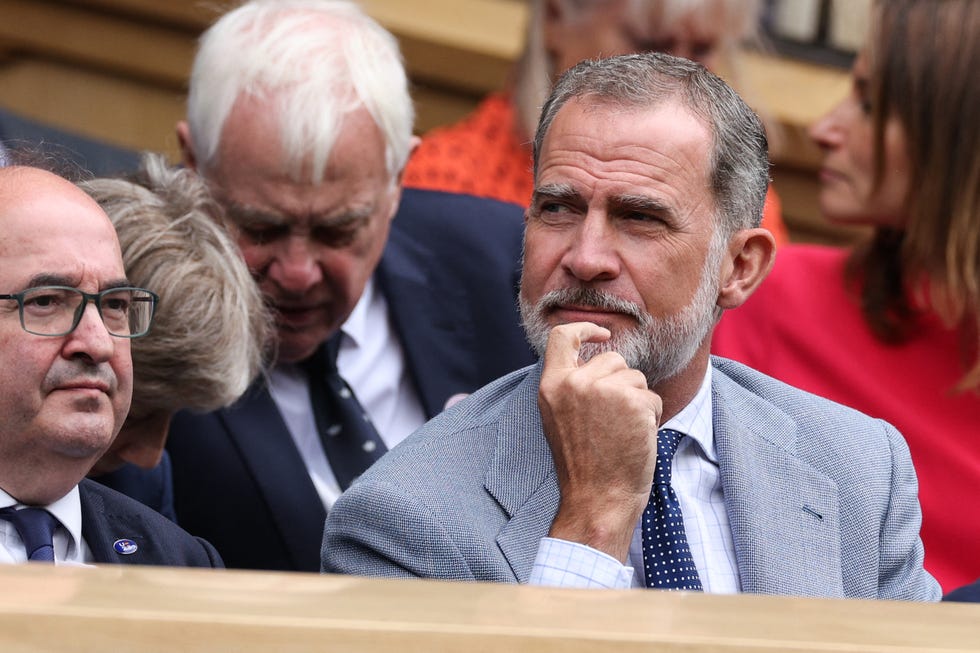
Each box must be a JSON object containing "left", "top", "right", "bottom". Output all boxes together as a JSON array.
[
  {"left": 661, "top": 364, "right": 715, "bottom": 461},
  {"left": 0, "top": 485, "right": 87, "bottom": 565}
]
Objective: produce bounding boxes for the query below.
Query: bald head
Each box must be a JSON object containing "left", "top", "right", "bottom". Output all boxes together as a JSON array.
[{"left": 0, "top": 166, "right": 133, "bottom": 505}]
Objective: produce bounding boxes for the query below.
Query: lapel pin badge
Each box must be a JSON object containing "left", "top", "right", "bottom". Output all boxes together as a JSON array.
[{"left": 113, "top": 539, "right": 139, "bottom": 555}]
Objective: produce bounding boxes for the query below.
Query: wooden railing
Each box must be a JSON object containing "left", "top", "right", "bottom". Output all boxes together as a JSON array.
[
  {"left": 0, "top": 0, "right": 863, "bottom": 243},
  {"left": 0, "top": 563, "right": 977, "bottom": 652}
]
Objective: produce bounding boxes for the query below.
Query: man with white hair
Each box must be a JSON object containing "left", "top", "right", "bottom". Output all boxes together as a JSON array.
[{"left": 167, "top": 0, "right": 533, "bottom": 572}]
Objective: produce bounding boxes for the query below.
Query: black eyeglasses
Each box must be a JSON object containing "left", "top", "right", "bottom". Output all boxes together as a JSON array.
[{"left": 0, "top": 286, "right": 158, "bottom": 338}]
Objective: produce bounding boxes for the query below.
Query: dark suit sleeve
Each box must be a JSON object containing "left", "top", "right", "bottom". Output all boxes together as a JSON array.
[{"left": 88, "top": 453, "right": 177, "bottom": 523}]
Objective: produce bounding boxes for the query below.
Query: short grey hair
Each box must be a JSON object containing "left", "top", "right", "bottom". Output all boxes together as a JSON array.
[
  {"left": 186, "top": 0, "right": 414, "bottom": 183},
  {"left": 80, "top": 154, "right": 273, "bottom": 420},
  {"left": 532, "top": 52, "right": 769, "bottom": 235}
]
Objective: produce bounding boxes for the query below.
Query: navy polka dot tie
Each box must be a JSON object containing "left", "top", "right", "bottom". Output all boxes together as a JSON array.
[
  {"left": 641, "top": 429, "right": 702, "bottom": 590},
  {"left": 0, "top": 507, "right": 58, "bottom": 562},
  {"left": 303, "top": 334, "right": 387, "bottom": 490}
]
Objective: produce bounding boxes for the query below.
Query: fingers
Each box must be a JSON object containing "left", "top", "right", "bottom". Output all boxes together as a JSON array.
[{"left": 543, "top": 321, "right": 611, "bottom": 371}]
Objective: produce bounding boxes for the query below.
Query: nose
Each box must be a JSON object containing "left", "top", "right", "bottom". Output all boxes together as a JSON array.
[
  {"left": 809, "top": 98, "right": 849, "bottom": 151},
  {"left": 560, "top": 213, "right": 621, "bottom": 282},
  {"left": 63, "top": 301, "right": 115, "bottom": 363},
  {"left": 268, "top": 236, "right": 323, "bottom": 293}
]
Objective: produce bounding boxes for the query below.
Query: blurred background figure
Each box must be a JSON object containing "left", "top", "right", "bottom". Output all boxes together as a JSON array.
[
  {"left": 1, "top": 106, "right": 139, "bottom": 178},
  {"left": 713, "top": 0, "right": 980, "bottom": 594},
  {"left": 82, "top": 153, "right": 272, "bottom": 520},
  {"left": 402, "top": 0, "right": 788, "bottom": 245}
]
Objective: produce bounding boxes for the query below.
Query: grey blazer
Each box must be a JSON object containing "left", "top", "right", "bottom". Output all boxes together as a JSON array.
[{"left": 322, "top": 357, "right": 940, "bottom": 601}]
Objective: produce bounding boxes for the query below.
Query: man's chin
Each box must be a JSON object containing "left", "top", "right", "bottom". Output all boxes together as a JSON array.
[{"left": 276, "top": 331, "right": 328, "bottom": 364}]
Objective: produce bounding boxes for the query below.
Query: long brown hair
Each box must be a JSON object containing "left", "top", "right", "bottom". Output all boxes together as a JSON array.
[{"left": 848, "top": 0, "right": 980, "bottom": 391}]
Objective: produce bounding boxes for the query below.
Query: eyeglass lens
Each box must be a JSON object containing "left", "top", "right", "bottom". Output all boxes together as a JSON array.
[{"left": 19, "top": 287, "right": 154, "bottom": 337}]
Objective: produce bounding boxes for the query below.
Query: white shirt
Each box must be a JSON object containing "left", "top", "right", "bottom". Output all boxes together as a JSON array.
[
  {"left": 529, "top": 365, "right": 741, "bottom": 591},
  {"left": 268, "top": 278, "right": 427, "bottom": 510},
  {"left": 0, "top": 486, "right": 92, "bottom": 565}
]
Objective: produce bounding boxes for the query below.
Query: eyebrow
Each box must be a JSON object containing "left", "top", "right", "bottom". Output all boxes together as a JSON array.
[
  {"left": 611, "top": 194, "right": 673, "bottom": 215},
  {"left": 224, "top": 200, "right": 374, "bottom": 228},
  {"left": 23, "top": 274, "right": 132, "bottom": 291},
  {"left": 222, "top": 202, "right": 288, "bottom": 226},
  {"left": 532, "top": 185, "right": 674, "bottom": 217},
  {"left": 532, "top": 183, "right": 581, "bottom": 205}
]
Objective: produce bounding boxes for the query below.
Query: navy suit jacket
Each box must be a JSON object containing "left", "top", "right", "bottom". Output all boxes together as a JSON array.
[
  {"left": 166, "top": 188, "right": 535, "bottom": 572},
  {"left": 0, "top": 107, "right": 140, "bottom": 177},
  {"left": 78, "top": 479, "right": 221, "bottom": 567},
  {"left": 90, "top": 453, "right": 177, "bottom": 522}
]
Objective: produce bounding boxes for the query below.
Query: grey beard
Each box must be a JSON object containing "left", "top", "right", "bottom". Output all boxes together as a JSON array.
[{"left": 519, "top": 277, "right": 718, "bottom": 388}]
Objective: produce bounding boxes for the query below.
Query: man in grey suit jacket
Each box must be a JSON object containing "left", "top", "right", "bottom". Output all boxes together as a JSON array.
[
  {"left": 0, "top": 165, "right": 219, "bottom": 567},
  {"left": 322, "top": 53, "right": 940, "bottom": 600}
]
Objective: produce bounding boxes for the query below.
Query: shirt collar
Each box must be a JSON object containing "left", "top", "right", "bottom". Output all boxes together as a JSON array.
[
  {"left": 0, "top": 485, "right": 85, "bottom": 556},
  {"left": 335, "top": 277, "right": 378, "bottom": 352},
  {"left": 660, "top": 364, "right": 716, "bottom": 463}
]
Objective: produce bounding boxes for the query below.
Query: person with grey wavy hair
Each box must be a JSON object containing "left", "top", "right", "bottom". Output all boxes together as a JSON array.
[{"left": 83, "top": 153, "right": 271, "bottom": 483}]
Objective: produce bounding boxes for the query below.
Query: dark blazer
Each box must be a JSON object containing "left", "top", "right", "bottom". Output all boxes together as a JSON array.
[
  {"left": 90, "top": 452, "right": 177, "bottom": 522},
  {"left": 166, "top": 188, "right": 536, "bottom": 572},
  {"left": 0, "top": 107, "right": 140, "bottom": 177},
  {"left": 944, "top": 579, "right": 980, "bottom": 603},
  {"left": 78, "top": 479, "right": 221, "bottom": 567}
]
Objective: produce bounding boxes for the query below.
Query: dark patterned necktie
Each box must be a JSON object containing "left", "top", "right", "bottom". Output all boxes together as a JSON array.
[
  {"left": 303, "top": 334, "right": 388, "bottom": 490},
  {"left": 0, "top": 506, "right": 58, "bottom": 562},
  {"left": 641, "top": 428, "right": 703, "bottom": 590}
]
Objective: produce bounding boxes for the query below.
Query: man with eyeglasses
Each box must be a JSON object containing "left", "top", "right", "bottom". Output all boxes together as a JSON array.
[{"left": 0, "top": 165, "right": 222, "bottom": 566}]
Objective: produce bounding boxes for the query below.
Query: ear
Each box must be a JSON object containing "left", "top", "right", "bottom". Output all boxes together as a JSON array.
[
  {"left": 175, "top": 120, "right": 198, "bottom": 171},
  {"left": 393, "top": 135, "right": 422, "bottom": 187},
  {"left": 387, "top": 135, "right": 422, "bottom": 223},
  {"left": 716, "top": 228, "right": 776, "bottom": 310}
]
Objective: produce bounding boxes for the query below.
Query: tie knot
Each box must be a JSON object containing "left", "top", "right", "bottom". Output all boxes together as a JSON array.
[
  {"left": 0, "top": 507, "right": 59, "bottom": 562},
  {"left": 654, "top": 428, "right": 685, "bottom": 487}
]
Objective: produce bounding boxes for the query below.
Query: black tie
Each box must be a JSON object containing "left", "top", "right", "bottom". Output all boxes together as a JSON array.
[
  {"left": 641, "top": 428, "right": 703, "bottom": 590},
  {"left": 0, "top": 506, "right": 58, "bottom": 562},
  {"left": 303, "top": 334, "right": 388, "bottom": 490}
]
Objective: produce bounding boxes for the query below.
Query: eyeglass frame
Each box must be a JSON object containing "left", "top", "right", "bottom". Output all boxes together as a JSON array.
[{"left": 0, "top": 285, "right": 159, "bottom": 338}]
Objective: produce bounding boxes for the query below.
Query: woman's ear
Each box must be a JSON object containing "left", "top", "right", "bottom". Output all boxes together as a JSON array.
[{"left": 716, "top": 228, "right": 777, "bottom": 310}]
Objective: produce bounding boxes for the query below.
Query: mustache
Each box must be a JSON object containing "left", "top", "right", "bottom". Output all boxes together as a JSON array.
[
  {"left": 535, "top": 287, "right": 648, "bottom": 324},
  {"left": 44, "top": 361, "right": 118, "bottom": 393}
]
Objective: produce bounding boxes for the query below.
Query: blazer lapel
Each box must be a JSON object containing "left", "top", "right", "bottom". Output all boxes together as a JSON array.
[
  {"left": 486, "top": 363, "right": 559, "bottom": 583},
  {"left": 377, "top": 236, "right": 478, "bottom": 419},
  {"left": 79, "top": 480, "right": 156, "bottom": 565},
  {"left": 712, "top": 370, "right": 844, "bottom": 597},
  {"left": 219, "top": 384, "right": 327, "bottom": 569}
]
